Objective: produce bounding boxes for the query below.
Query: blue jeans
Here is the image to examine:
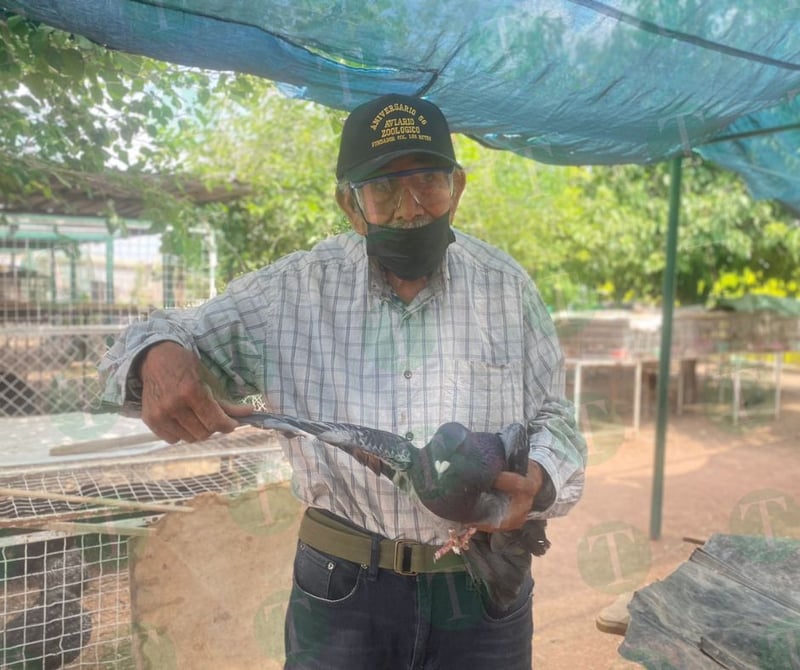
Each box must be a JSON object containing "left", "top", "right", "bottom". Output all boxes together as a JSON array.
[{"left": 285, "top": 541, "right": 534, "bottom": 669}]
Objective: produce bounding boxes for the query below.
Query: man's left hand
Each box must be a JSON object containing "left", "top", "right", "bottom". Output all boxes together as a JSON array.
[{"left": 478, "top": 462, "right": 545, "bottom": 532}]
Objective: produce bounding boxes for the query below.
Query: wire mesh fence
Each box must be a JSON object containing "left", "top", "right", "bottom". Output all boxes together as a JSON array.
[
  {"left": 1, "top": 428, "right": 289, "bottom": 669},
  {"left": 0, "top": 232, "right": 214, "bottom": 316},
  {"left": 0, "top": 325, "right": 125, "bottom": 418},
  {"left": 0, "top": 219, "right": 282, "bottom": 666},
  {"left": 0, "top": 230, "right": 216, "bottom": 418},
  {"left": 1, "top": 532, "right": 130, "bottom": 669},
  {"left": 554, "top": 309, "right": 800, "bottom": 362}
]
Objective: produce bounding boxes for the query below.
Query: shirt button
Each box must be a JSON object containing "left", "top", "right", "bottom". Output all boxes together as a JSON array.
[
  {"left": 405, "top": 431, "right": 414, "bottom": 441},
  {"left": 403, "top": 370, "right": 412, "bottom": 379}
]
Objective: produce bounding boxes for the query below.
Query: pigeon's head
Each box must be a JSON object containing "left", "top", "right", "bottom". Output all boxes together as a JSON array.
[{"left": 425, "top": 422, "right": 471, "bottom": 480}]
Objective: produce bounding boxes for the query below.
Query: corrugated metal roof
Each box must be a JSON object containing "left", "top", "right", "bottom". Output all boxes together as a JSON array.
[{"left": 0, "top": 172, "right": 251, "bottom": 220}]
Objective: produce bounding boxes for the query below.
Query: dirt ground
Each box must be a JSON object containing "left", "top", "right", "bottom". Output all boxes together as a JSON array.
[{"left": 532, "top": 362, "right": 800, "bottom": 669}]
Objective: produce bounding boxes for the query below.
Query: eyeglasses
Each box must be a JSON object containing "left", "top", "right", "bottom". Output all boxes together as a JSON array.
[{"left": 350, "top": 167, "right": 455, "bottom": 225}]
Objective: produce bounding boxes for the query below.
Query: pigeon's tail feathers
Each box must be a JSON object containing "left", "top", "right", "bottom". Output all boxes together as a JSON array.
[
  {"left": 499, "top": 423, "right": 529, "bottom": 476},
  {"left": 462, "top": 520, "right": 550, "bottom": 612},
  {"left": 489, "top": 519, "right": 550, "bottom": 557}
]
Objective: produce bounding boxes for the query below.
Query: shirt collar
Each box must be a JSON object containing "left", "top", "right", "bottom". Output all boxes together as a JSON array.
[{"left": 365, "top": 247, "right": 450, "bottom": 302}]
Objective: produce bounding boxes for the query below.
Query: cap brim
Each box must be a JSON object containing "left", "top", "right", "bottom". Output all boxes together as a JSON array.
[{"left": 343, "top": 150, "right": 461, "bottom": 183}]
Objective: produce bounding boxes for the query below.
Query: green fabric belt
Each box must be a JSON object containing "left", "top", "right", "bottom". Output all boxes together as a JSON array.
[{"left": 299, "top": 508, "right": 466, "bottom": 575}]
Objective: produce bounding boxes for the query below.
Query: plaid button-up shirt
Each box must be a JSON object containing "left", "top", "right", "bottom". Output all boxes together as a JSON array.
[{"left": 100, "top": 229, "right": 586, "bottom": 545}]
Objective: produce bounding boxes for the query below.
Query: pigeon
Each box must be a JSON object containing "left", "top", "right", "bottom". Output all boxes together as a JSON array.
[
  {"left": 0, "top": 544, "right": 92, "bottom": 669},
  {"left": 239, "top": 413, "right": 521, "bottom": 526},
  {"left": 237, "top": 412, "right": 550, "bottom": 610},
  {"left": 0, "top": 596, "right": 92, "bottom": 670}
]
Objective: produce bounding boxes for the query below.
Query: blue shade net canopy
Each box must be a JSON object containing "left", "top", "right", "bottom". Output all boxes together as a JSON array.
[{"left": 3, "top": 0, "right": 800, "bottom": 213}]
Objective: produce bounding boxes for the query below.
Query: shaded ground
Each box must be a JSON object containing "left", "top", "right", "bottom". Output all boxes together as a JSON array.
[{"left": 532, "top": 363, "right": 800, "bottom": 669}]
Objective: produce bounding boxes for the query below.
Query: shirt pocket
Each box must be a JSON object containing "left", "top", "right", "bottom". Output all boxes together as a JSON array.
[{"left": 437, "top": 358, "right": 524, "bottom": 431}]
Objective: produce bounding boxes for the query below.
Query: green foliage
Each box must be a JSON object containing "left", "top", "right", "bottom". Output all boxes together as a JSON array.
[
  {"left": 0, "top": 13, "right": 241, "bottom": 226},
  {"left": 454, "top": 143, "right": 799, "bottom": 308},
  {"left": 154, "top": 81, "right": 348, "bottom": 282}
]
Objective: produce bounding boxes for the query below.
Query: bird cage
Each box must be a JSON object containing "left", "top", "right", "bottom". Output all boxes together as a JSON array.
[
  {"left": 671, "top": 310, "right": 736, "bottom": 358},
  {"left": 729, "top": 311, "right": 800, "bottom": 353},
  {"left": 673, "top": 309, "right": 800, "bottom": 358},
  {"left": 0, "top": 422, "right": 289, "bottom": 669},
  {"left": 0, "top": 223, "right": 216, "bottom": 419},
  {"left": 554, "top": 311, "right": 635, "bottom": 360},
  {"left": 0, "top": 325, "right": 131, "bottom": 418}
]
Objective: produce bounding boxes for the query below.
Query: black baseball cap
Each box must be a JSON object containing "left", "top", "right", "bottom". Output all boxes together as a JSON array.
[{"left": 336, "top": 94, "right": 460, "bottom": 183}]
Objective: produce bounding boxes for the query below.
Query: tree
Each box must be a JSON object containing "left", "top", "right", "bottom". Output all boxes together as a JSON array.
[
  {"left": 155, "top": 82, "right": 347, "bottom": 283},
  {"left": 0, "top": 12, "right": 241, "bottom": 221},
  {"left": 454, "top": 142, "right": 800, "bottom": 307}
]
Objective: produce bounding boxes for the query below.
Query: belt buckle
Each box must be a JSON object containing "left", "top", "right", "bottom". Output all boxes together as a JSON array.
[{"left": 393, "top": 540, "right": 419, "bottom": 575}]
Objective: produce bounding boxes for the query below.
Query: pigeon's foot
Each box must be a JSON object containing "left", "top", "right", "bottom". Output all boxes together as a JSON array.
[{"left": 434, "top": 527, "right": 477, "bottom": 560}]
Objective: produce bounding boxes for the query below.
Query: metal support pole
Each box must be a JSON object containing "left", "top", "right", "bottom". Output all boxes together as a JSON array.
[
  {"left": 650, "top": 156, "right": 682, "bottom": 541},
  {"left": 633, "top": 360, "right": 642, "bottom": 434},
  {"left": 206, "top": 225, "right": 218, "bottom": 299},
  {"left": 774, "top": 353, "right": 783, "bottom": 420},
  {"left": 70, "top": 252, "right": 78, "bottom": 302},
  {"left": 105, "top": 237, "right": 115, "bottom": 304},
  {"left": 49, "top": 246, "right": 57, "bottom": 302}
]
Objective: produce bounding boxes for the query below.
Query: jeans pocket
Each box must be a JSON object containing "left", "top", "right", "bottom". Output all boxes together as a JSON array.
[
  {"left": 293, "top": 541, "right": 364, "bottom": 603},
  {"left": 480, "top": 572, "right": 534, "bottom": 622}
]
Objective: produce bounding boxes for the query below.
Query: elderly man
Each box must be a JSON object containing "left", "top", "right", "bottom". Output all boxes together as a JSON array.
[{"left": 100, "top": 94, "right": 586, "bottom": 669}]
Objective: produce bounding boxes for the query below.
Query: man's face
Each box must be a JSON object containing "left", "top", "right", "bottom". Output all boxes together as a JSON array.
[{"left": 337, "top": 154, "right": 465, "bottom": 235}]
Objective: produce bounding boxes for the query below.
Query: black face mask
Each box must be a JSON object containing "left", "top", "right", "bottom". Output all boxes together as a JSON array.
[{"left": 365, "top": 213, "right": 455, "bottom": 281}]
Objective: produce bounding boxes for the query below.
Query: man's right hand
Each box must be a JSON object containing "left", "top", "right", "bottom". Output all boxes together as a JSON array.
[{"left": 139, "top": 342, "right": 252, "bottom": 443}]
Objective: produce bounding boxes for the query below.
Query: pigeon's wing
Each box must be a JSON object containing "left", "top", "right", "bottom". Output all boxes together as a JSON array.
[
  {"left": 499, "top": 422, "right": 529, "bottom": 476},
  {"left": 457, "top": 425, "right": 549, "bottom": 610},
  {"left": 460, "top": 519, "right": 550, "bottom": 612},
  {"left": 237, "top": 413, "right": 414, "bottom": 474},
  {"left": 492, "top": 422, "right": 551, "bottom": 552},
  {"left": 461, "top": 531, "right": 533, "bottom": 613}
]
